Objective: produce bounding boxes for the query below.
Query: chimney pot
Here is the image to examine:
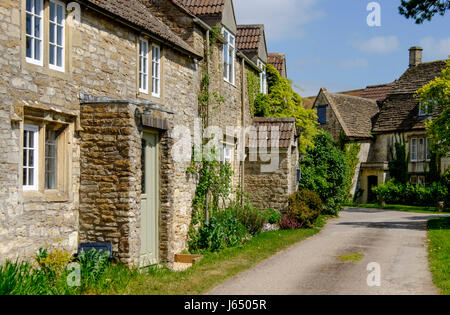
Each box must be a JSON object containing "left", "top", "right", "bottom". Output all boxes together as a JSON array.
[{"left": 409, "top": 46, "right": 423, "bottom": 68}]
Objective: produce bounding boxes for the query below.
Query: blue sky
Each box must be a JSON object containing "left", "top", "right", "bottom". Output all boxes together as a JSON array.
[{"left": 234, "top": 0, "right": 450, "bottom": 97}]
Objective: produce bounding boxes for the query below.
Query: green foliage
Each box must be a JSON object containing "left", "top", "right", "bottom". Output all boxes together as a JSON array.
[
  {"left": 77, "top": 249, "right": 111, "bottom": 290},
  {"left": 227, "top": 197, "right": 268, "bottom": 236},
  {"left": 388, "top": 135, "right": 410, "bottom": 184},
  {"left": 416, "top": 59, "right": 450, "bottom": 157},
  {"left": 373, "top": 180, "right": 449, "bottom": 207},
  {"left": 263, "top": 209, "right": 282, "bottom": 225},
  {"left": 190, "top": 154, "right": 233, "bottom": 226},
  {"left": 188, "top": 211, "right": 250, "bottom": 253},
  {"left": 287, "top": 190, "right": 322, "bottom": 228},
  {"left": 247, "top": 70, "right": 260, "bottom": 116},
  {"left": 253, "top": 64, "right": 318, "bottom": 154},
  {"left": 299, "top": 131, "right": 356, "bottom": 215},
  {"left": 399, "top": 0, "right": 450, "bottom": 23}
]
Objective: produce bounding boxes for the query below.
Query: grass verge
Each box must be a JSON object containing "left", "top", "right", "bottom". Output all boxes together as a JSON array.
[
  {"left": 344, "top": 203, "right": 450, "bottom": 214},
  {"left": 97, "top": 215, "right": 333, "bottom": 295},
  {"left": 428, "top": 217, "right": 450, "bottom": 295},
  {"left": 338, "top": 253, "right": 364, "bottom": 263}
]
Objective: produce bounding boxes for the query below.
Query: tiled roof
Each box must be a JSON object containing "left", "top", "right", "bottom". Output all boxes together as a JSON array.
[
  {"left": 372, "top": 60, "right": 447, "bottom": 133},
  {"left": 236, "top": 25, "right": 263, "bottom": 51},
  {"left": 359, "top": 83, "right": 393, "bottom": 101},
  {"left": 324, "top": 91, "right": 379, "bottom": 139},
  {"left": 83, "top": 0, "right": 199, "bottom": 57},
  {"left": 177, "top": 0, "right": 225, "bottom": 16},
  {"left": 248, "top": 117, "right": 297, "bottom": 149},
  {"left": 268, "top": 53, "right": 287, "bottom": 77}
]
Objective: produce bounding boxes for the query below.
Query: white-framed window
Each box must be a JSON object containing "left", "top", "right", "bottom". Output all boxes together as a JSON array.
[
  {"left": 23, "top": 124, "right": 39, "bottom": 191},
  {"left": 222, "top": 28, "right": 235, "bottom": 84},
  {"left": 411, "top": 175, "right": 425, "bottom": 186},
  {"left": 152, "top": 44, "right": 161, "bottom": 97},
  {"left": 25, "top": 0, "right": 44, "bottom": 66},
  {"left": 419, "top": 100, "right": 437, "bottom": 117},
  {"left": 410, "top": 137, "right": 431, "bottom": 162},
  {"left": 222, "top": 144, "right": 233, "bottom": 164},
  {"left": 48, "top": 0, "right": 65, "bottom": 71},
  {"left": 139, "top": 39, "right": 149, "bottom": 94},
  {"left": 257, "top": 59, "right": 267, "bottom": 94}
]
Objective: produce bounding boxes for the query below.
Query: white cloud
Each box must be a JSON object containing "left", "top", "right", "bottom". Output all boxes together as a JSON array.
[
  {"left": 351, "top": 36, "right": 400, "bottom": 54},
  {"left": 233, "top": 0, "right": 324, "bottom": 41},
  {"left": 339, "top": 58, "right": 369, "bottom": 69},
  {"left": 419, "top": 37, "right": 450, "bottom": 60}
]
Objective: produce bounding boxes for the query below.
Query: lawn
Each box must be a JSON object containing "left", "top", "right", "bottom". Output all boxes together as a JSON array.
[
  {"left": 344, "top": 203, "right": 450, "bottom": 214},
  {"left": 428, "top": 217, "right": 450, "bottom": 295},
  {"left": 98, "top": 215, "right": 332, "bottom": 295}
]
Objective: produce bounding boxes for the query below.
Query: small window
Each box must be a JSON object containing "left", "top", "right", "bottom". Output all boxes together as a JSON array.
[
  {"left": 410, "top": 138, "right": 418, "bottom": 162},
  {"left": 418, "top": 100, "right": 436, "bottom": 117},
  {"left": 23, "top": 124, "right": 39, "bottom": 191},
  {"left": 257, "top": 60, "right": 267, "bottom": 94},
  {"left": 410, "top": 175, "right": 418, "bottom": 185},
  {"left": 152, "top": 44, "right": 161, "bottom": 97},
  {"left": 222, "top": 145, "right": 233, "bottom": 164},
  {"left": 45, "top": 129, "right": 58, "bottom": 189},
  {"left": 25, "top": 0, "right": 44, "bottom": 66},
  {"left": 317, "top": 106, "right": 327, "bottom": 125},
  {"left": 222, "top": 28, "right": 235, "bottom": 84},
  {"left": 49, "top": 0, "right": 65, "bottom": 71},
  {"left": 139, "top": 39, "right": 149, "bottom": 94}
]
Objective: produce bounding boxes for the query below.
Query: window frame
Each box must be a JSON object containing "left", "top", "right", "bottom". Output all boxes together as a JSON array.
[
  {"left": 152, "top": 44, "right": 161, "bottom": 98},
  {"left": 222, "top": 144, "right": 233, "bottom": 165},
  {"left": 48, "top": 0, "right": 66, "bottom": 72},
  {"left": 139, "top": 39, "right": 149, "bottom": 94},
  {"left": 45, "top": 128, "right": 58, "bottom": 190},
  {"left": 25, "top": 0, "right": 44, "bottom": 66},
  {"left": 222, "top": 27, "right": 235, "bottom": 85},
  {"left": 23, "top": 124, "right": 40, "bottom": 191},
  {"left": 410, "top": 137, "right": 431, "bottom": 162},
  {"left": 257, "top": 59, "right": 267, "bottom": 94}
]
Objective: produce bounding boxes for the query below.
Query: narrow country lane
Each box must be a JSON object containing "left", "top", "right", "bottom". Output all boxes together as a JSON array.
[{"left": 208, "top": 208, "right": 448, "bottom": 295}]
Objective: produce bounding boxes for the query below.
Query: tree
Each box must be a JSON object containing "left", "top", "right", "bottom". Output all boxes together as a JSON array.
[
  {"left": 399, "top": 0, "right": 450, "bottom": 23},
  {"left": 416, "top": 59, "right": 450, "bottom": 158},
  {"left": 253, "top": 64, "right": 318, "bottom": 154}
]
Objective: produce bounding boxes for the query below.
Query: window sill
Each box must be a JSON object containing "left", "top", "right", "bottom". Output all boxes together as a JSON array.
[
  {"left": 23, "top": 190, "right": 70, "bottom": 203},
  {"left": 223, "top": 79, "right": 237, "bottom": 89}
]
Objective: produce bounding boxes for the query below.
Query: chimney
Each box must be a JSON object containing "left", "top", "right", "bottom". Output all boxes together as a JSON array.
[{"left": 409, "top": 46, "right": 423, "bottom": 68}]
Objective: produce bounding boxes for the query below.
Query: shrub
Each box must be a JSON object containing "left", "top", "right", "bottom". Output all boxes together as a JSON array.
[
  {"left": 288, "top": 190, "right": 322, "bottom": 228},
  {"left": 228, "top": 201, "right": 268, "bottom": 236},
  {"left": 78, "top": 248, "right": 111, "bottom": 289},
  {"left": 373, "top": 180, "right": 449, "bottom": 207},
  {"left": 263, "top": 209, "right": 282, "bottom": 225},
  {"left": 279, "top": 215, "right": 303, "bottom": 230},
  {"left": 188, "top": 211, "right": 249, "bottom": 253},
  {"left": 300, "top": 131, "right": 359, "bottom": 215}
]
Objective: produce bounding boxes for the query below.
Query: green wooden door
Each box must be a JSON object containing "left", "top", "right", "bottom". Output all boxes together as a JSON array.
[{"left": 140, "top": 132, "right": 159, "bottom": 267}]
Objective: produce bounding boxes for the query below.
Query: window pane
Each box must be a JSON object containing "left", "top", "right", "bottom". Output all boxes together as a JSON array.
[
  {"left": 34, "top": 39, "right": 41, "bottom": 60},
  {"left": 34, "top": 0, "right": 41, "bottom": 14},
  {"left": 26, "top": 37, "right": 32, "bottom": 58},
  {"left": 57, "top": 4, "right": 63, "bottom": 24},
  {"left": 57, "top": 26, "right": 63, "bottom": 45},
  {"left": 50, "top": 2, "right": 55, "bottom": 21},
  {"left": 411, "top": 139, "right": 417, "bottom": 161},
  {"left": 49, "top": 45, "right": 55, "bottom": 65},
  {"left": 34, "top": 17, "right": 40, "bottom": 38},
  {"left": 49, "top": 23, "right": 55, "bottom": 43},
  {"left": 23, "top": 167, "right": 27, "bottom": 186},
  {"left": 45, "top": 130, "right": 57, "bottom": 190},
  {"left": 28, "top": 168, "right": 34, "bottom": 186},
  {"left": 57, "top": 47, "right": 62, "bottom": 67},
  {"left": 26, "top": 0, "right": 32, "bottom": 12},
  {"left": 26, "top": 14, "right": 32, "bottom": 35},
  {"left": 418, "top": 138, "right": 424, "bottom": 161}
]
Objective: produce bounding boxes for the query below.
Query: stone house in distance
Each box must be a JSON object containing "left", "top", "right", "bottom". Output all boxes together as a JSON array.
[
  {"left": 313, "top": 47, "right": 449, "bottom": 203},
  {"left": 0, "top": 0, "right": 298, "bottom": 267}
]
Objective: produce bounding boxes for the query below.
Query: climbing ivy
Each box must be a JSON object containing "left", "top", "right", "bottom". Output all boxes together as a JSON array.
[{"left": 388, "top": 134, "right": 410, "bottom": 184}]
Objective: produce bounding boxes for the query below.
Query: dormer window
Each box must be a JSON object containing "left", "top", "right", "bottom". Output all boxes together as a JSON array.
[
  {"left": 418, "top": 100, "right": 436, "bottom": 117},
  {"left": 223, "top": 28, "right": 235, "bottom": 85},
  {"left": 317, "top": 105, "right": 327, "bottom": 125}
]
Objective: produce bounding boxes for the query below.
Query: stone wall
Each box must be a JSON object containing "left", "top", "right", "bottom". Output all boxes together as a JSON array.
[
  {"left": 244, "top": 148, "right": 296, "bottom": 213},
  {"left": 314, "top": 92, "right": 344, "bottom": 142}
]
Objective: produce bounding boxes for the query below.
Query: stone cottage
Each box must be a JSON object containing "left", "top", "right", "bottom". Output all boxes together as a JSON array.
[
  {"left": 313, "top": 47, "right": 449, "bottom": 203},
  {"left": 0, "top": 0, "right": 299, "bottom": 267}
]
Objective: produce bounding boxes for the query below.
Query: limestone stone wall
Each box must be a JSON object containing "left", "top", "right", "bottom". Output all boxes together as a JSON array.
[
  {"left": 314, "top": 93, "right": 344, "bottom": 142},
  {"left": 244, "top": 149, "right": 295, "bottom": 213},
  {"left": 0, "top": 0, "right": 199, "bottom": 263}
]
